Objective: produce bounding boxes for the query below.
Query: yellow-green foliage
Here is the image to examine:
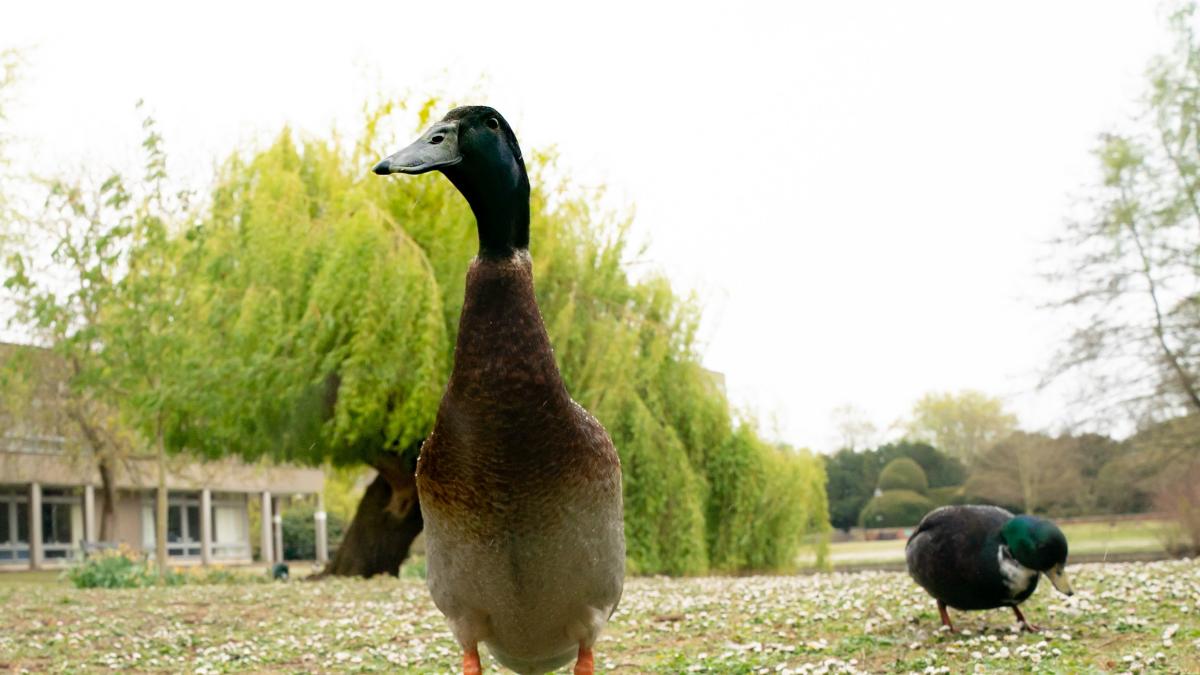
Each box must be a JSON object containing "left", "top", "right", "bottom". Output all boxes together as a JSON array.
[
  {"left": 322, "top": 464, "right": 371, "bottom": 525},
  {"left": 166, "top": 99, "right": 828, "bottom": 574},
  {"left": 707, "top": 426, "right": 829, "bottom": 570}
]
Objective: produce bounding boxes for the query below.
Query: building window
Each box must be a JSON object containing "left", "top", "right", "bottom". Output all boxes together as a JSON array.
[
  {"left": 0, "top": 487, "right": 31, "bottom": 563},
  {"left": 140, "top": 492, "right": 251, "bottom": 560},
  {"left": 142, "top": 492, "right": 202, "bottom": 558},
  {"left": 211, "top": 493, "right": 250, "bottom": 560},
  {"left": 41, "top": 488, "right": 83, "bottom": 560}
]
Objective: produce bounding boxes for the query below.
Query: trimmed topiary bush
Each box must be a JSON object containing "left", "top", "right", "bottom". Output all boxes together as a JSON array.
[
  {"left": 858, "top": 489, "right": 935, "bottom": 528},
  {"left": 927, "top": 485, "right": 965, "bottom": 507},
  {"left": 877, "top": 457, "right": 928, "bottom": 493}
]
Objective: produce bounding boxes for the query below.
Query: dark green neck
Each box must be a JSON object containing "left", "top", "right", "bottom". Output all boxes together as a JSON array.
[{"left": 444, "top": 161, "right": 530, "bottom": 258}]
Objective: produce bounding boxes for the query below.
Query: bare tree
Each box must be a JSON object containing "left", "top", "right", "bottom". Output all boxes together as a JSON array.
[
  {"left": 829, "top": 403, "right": 878, "bottom": 452},
  {"left": 1049, "top": 4, "right": 1200, "bottom": 425},
  {"left": 966, "top": 432, "right": 1085, "bottom": 515}
]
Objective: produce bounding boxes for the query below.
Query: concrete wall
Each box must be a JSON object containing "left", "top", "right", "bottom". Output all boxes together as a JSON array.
[{"left": 0, "top": 450, "right": 323, "bottom": 495}]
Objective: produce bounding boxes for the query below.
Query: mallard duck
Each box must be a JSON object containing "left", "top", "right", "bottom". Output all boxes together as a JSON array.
[
  {"left": 373, "top": 106, "right": 625, "bottom": 675},
  {"left": 905, "top": 505, "right": 1073, "bottom": 633}
]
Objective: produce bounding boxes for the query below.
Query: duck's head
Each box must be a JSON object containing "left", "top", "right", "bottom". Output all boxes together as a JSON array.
[
  {"left": 1001, "top": 515, "right": 1073, "bottom": 596},
  {"left": 373, "top": 105, "right": 530, "bottom": 258}
]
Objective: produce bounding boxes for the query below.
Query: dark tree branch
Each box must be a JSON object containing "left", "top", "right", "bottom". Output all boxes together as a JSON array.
[{"left": 1123, "top": 205, "right": 1200, "bottom": 412}]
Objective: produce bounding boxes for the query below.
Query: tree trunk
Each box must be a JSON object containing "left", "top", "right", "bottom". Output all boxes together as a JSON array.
[
  {"left": 97, "top": 455, "right": 118, "bottom": 541},
  {"left": 65, "top": 401, "right": 120, "bottom": 542},
  {"left": 155, "top": 424, "right": 169, "bottom": 576},
  {"left": 318, "top": 452, "right": 423, "bottom": 578}
]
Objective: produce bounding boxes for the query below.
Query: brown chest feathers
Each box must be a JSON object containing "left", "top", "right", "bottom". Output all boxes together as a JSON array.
[{"left": 416, "top": 251, "right": 621, "bottom": 524}]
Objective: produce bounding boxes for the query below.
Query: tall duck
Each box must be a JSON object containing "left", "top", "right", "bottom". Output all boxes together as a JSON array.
[
  {"left": 906, "top": 505, "right": 1073, "bottom": 633},
  {"left": 373, "top": 106, "right": 625, "bottom": 675}
]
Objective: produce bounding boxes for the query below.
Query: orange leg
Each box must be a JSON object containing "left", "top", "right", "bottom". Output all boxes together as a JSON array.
[
  {"left": 574, "top": 645, "right": 594, "bottom": 675},
  {"left": 937, "top": 600, "right": 956, "bottom": 633},
  {"left": 463, "top": 647, "right": 482, "bottom": 675}
]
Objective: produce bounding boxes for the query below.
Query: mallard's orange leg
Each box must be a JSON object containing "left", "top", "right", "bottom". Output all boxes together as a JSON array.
[
  {"left": 937, "top": 600, "right": 956, "bottom": 633},
  {"left": 573, "top": 645, "right": 594, "bottom": 675},
  {"left": 463, "top": 647, "right": 482, "bottom": 675},
  {"left": 1012, "top": 605, "right": 1041, "bottom": 633}
]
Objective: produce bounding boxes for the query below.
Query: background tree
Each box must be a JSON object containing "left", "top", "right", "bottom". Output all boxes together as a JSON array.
[
  {"left": 829, "top": 403, "right": 878, "bottom": 452},
  {"left": 904, "top": 390, "right": 1018, "bottom": 463},
  {"left": 3, "top": 97, "right": 212, "bottom": 570},
  {"left": 1072, "top": 432, "right": 1143, "bottom": 514},
  {"left": 1049, "top": 3, "right": 1200, "bottom": 423},
  {"left": 99, "top": 108, "right": 196, "bottom": 573},
  {"left": 153, "top": 100, "right": 828, "bottom": 576},
  {"left": 823, "top": 448, "right": 875, "bottom": 531},
  {"left": 1, "top": 145, "right": 152, "bottom": 542},
  {"left": 0, "top": 48, "right": 18, "bottom": 226},
  {"left": 965, "top": 432, "right": 1085, "bottom": 515},
  {"left": 1045, "top": 3, "right": 1200, "bottom": 537}
]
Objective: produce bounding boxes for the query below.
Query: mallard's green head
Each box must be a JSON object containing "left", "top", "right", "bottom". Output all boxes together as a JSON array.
[{"left": 1001, "top": 515, "right": 1073, "bottom": 595}]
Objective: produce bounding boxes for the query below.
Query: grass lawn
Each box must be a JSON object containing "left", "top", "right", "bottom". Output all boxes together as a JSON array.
[
  {"left": 799, "top": 519, "right": 1177, "bottom": 570},
  {"left": 0, "top": 570, "right": 63, "bottom": 588},
  {"left": 1, "top": 559, "right": 1198, "bottom": 673}
]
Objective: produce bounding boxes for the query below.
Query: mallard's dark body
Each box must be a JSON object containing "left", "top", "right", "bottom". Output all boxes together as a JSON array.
[{"left": 906, "top": 505, "right": 1038, "bottom": 611}]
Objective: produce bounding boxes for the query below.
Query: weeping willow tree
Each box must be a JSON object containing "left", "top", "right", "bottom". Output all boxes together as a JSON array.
[{"left": 164, "top": 99, "right": 827, "bottom": 576}]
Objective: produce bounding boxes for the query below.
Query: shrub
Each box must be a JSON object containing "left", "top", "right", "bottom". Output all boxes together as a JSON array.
[
  {"left": 877, "top": 457, "right": 928, "bottom": 493},
  {"left": 858, "top": 489, "right": 934, "bottom": 528},
  {"left": 65, "top": 547, "right": 162, "bottom": 589},
  {"left": 281, "top": 503, "right": 347, "bottom": 561},
  {"left": 1155, "top": 460, "right": 1200, "bottom": 556},
  {"left": 927, "top": 485, "right": 965, "bottom": 507},
  {"left": 66, "top": 547, "right": 270, "bottom": 588}
]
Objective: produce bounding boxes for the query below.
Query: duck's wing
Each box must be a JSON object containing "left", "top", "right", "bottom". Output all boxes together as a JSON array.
[
  {"left": 907, "top": 505, "right": 1013, "bottom": 546},
  {"left": 907, "top": 506, "right": 956, "bottom": 546}
]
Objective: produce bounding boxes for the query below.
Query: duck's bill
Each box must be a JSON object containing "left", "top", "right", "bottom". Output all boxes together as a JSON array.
[
  {"left": 1044, "top": 565, "right": 1073, "bottom": 596},
  {"left": 373, "top": 125, "right": 462, "bottom": 175}
]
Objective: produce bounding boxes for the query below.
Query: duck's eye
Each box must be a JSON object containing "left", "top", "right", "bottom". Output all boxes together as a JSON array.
[
  {"left": 430, "top": 134, "right": 445, "bottom": 145},
  {"left": 486, "top": 118, "right": 499, "bottom": 130}
]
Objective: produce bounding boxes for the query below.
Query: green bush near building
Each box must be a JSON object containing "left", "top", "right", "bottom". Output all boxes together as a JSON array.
[{"left": 281, "top": 504, "right": 347, "bottom": 561}]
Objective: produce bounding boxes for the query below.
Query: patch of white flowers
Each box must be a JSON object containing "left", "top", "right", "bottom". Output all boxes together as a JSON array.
[{"left": 1, "top": 559, "right": 1198, "bottom": 672}]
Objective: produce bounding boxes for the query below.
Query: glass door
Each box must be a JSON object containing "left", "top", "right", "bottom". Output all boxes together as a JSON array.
[{"left": 0, "top": 488, "right": 30, "bottom": 563}]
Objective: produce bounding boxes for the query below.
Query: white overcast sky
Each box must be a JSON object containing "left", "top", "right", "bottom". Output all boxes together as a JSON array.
[{"left": 1, "top": 1, "right": 1181, "bottom": 452}]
